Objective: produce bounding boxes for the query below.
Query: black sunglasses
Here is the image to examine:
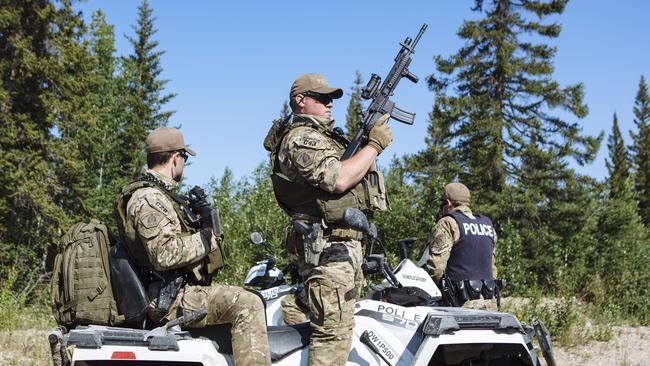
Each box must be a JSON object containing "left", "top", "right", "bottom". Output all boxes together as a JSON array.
[
  {"left": 177, "top": 151, "right": 188, "bottom": 162},
  {"left": 303, "top": 92, "right": 333, "bottom": 105}
]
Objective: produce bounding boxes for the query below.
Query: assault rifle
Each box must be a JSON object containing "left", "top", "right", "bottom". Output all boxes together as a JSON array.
[{"left": 341, "top": 23, "right": 427, "bottom": 160}]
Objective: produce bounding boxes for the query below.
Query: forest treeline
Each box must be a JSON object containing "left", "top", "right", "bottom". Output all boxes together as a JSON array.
[{"left": 1, "top": 0, "right": 649, "bottom": 326}]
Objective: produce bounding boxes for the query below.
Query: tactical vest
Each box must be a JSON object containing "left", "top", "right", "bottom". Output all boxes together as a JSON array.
[
  {"left": 114, "top": 178, "right": 196, "bottom": 269},
  {"left": 444, "top": 211, "right": 495, "bottom": 281},
  {"left": 266, "top": 116, "right": 388, "bottom": 224}
]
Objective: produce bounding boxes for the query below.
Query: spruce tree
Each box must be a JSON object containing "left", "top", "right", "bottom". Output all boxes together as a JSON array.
[
  {"left": 630, "top": 75, "right": 650, "bottom": 226},
  {"left": 606, "top": 112, "right": 630, "bottom": 198},
  {"left": 345, "top": 71, "right": 364, "bottom": 140},
  {"left": 594, "top": 178, "right": 650, "bottom": 323},
  {"left": 54, "top": 10, "right": 127, "bottom": 224},
  {"left": 0, "top": 0, "right": 94, "bottom": 291},
  {"left": 413, "top": 0, "right": 602, "bottom": 293},
  {"left": 425, "top": 0, "right": 600, "bottom": 200},
  {"left": 121, "top": 0, "right": 176, "bottom": 178}
]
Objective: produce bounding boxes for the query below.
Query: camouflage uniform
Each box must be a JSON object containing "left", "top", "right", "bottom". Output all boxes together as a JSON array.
[
  {"left": 276, "top": 115, "right": 365, "bottom": 365},
  {"left": 425, "top": 204, "right": 498, "bottom": 310},
  {"left": 126, "top": 169, "right": 271, "bottom": 365}
]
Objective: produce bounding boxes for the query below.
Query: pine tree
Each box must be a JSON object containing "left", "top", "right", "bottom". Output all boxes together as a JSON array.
[
  {"left": 606, "top": 112, "right": 630, "bottom": 198},
  {"left": 630, "top": 75, "right": 650, "bottom": 226},
  {"left": 0, "top": 0, "right": 94, "bottom": 291},
  {"left": 405, "top": 104, "right": 460, "bottom": 214},
  {"left": 345, "top": 71, "right": 364, "bottom": 140},
  {"left": 594, "top": 178, "right": 650, "bottom": 323},
  {"left": 121, "top": 0, "right": 176, "bottom": 178},
  {"left": 425, "top": 0, "right": 600, "bottom": 200},
  {"left": 413, "top": 0, "right": 603, "bottom": 293},
  {"left": 54, "top": 10, "right": 127, "bottom": 224}
]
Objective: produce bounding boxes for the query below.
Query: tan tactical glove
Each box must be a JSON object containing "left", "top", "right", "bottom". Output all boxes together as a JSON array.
[{"left": 367, "top": 113, "right": 393, "bottom": 155}]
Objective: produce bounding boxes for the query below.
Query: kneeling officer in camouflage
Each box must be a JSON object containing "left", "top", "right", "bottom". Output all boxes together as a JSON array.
[
  {"left": 264, "top": 74, "right": 393, "bottom": 365},
  {"left": 115, "top": 127, "right": 271, "bottom": 365}
]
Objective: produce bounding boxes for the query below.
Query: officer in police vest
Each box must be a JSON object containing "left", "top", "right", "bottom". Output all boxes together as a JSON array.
[{"left": 423, "top": 182, "right": 499, "bottom": 310}]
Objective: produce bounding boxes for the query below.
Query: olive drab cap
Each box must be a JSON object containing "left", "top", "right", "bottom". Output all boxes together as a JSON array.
[
  {"left": 442, "top": 182, "right": 470, "bottom": 205},
  {"left": 290, "top": 73, "right": 343, "bottom": 99},
  {"left": 146, "top": 127, "right": 197, "bottom": 156}
]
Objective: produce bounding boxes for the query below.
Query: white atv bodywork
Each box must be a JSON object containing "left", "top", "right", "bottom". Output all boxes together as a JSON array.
[
  {"left": 58, "top": 259, "right": 542, "bottom": 366},
  {"left": 63, "top": 301, "right": 539, "bottom": 366}
]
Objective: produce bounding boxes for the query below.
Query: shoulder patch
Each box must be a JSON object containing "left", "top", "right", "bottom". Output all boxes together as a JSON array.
[
  {"left": 141, "top": 211, "right": 164, "bottom": 229},
  {"left": 296, "top": 151, "right": 313, "bottom": 167}
]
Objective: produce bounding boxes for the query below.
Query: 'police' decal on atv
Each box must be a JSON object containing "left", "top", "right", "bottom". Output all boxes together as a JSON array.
[
  {"left": 356, "top": 308, "right": 421, "bottom": 330},
  {"left": 377, "top": 304, "right": 423, "bottom": 322}
]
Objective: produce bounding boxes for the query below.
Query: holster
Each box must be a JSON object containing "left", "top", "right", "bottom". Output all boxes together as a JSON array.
[
  {"left": 153, "top": 272, "right": 184, "bottom": 319},
  {"left": 453, "top": 280, "right": 471, "bottom": 303},
  {"left": 303, "top": 223, "right": 327, "bottom": 266},
  {"left": 439, "top": 275, "right": 462, "bottom": 307}
]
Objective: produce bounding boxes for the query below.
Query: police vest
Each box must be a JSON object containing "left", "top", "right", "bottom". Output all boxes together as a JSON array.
[
  {"left": 266, "top": 116, "right": 388, "bottom": 224},
  {"left": 444, "top": 211, "right": 495, "bottom": 281},
  {"left": 114, "top": 177, "right": 196, "bottom": 269}
]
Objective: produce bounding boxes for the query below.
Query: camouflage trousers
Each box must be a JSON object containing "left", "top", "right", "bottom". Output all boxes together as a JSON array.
[
  {"left": 281, "top": 287, "right": 310, "bottom": 325},
  {"left": 297, "top": 239, "right": 364, "bottom": 366},
  {"left": 170, "top": 284, "right": 271, "bottom": 366}
]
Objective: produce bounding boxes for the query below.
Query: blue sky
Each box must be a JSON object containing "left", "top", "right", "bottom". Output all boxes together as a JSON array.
[{"left": 75, "top": 1, "right": 650, "bottom": 188}]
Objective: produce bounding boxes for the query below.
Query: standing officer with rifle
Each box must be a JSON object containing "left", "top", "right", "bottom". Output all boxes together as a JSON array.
[
  {"left": 264, "top": 24, "right": 427, "bottom": 366},
  {"left": 115, "top": 127, "right": 271, "bottom": 365}
]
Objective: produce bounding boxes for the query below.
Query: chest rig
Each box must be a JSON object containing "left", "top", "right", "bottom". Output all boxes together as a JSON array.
[
  {"left": 266, "top": 116, "right": 388, "bottom": 225},
  {"left": 114, "top": 174, "right": 197, "bottom": 269}
]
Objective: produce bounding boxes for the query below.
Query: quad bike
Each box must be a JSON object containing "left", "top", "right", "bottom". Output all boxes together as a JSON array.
[{"left": 49, "top": 209, "right": 556, "bottom": 366}]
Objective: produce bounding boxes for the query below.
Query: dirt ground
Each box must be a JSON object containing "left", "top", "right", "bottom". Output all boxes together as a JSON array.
[
  {"left": 2, "top": 326, "right": 649, "bottom": 365},
  {"left": 551, "top": 326, "right": 650, "bottom": 366}
]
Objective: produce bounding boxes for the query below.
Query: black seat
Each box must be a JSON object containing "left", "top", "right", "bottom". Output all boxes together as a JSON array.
[
  {"left": 186, "top": 322, "right": 311, "bottom": 361},
  {"left": 267, "top": 322, "right": 311, "bottom": 361}
]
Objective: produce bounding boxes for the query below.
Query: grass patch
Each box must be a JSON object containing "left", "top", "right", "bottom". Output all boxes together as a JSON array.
[
  {"left": 0, "top": 270, "right": 55, "bottom": 365},
  {"left": 502, "top": 294, "right": 616, "bottom": 346}
]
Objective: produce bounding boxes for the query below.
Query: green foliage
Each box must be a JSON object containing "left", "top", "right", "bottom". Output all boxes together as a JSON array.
[
  {"left": 345, "top": 71, "right": 364, "bottom": 140},
  {"left": 426, "top": 0, "right": 601, "bottom": 197},
  {"left": 606, "top": 113, "right": 631, "bottom": 198},
  {"left": 206, "top": 164, "right": 288, "bottom": 285},
  {"left": 630, "top": 75, "right": 650, "bottom": 226},
  {"left": 121, "top": 0, "right": 176, "bottom": 179},
  {"left": 0, "top": 269, "right": 53, "bottom": 331},
  {"left": 592, "top": 179, "right": 650, "bottom": 324},
  {"left": 0, "top": 0, "right": 95, "bottom": 294},
  {"left": 0, "top": 0, "right": 176, "bottom": 298},
  {"left": 0, "top": 0, "right": 648, "bottom": 347}
]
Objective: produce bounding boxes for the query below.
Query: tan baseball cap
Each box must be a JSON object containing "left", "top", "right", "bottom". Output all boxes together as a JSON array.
[
  {"left": 442, "top": 182, "right": 470, "bottom": 205},
  {"left": 290, "top": 73, "right": 343, "bottom": 99},
  {"left": 146, "top": 127, "right": 197, "bottom": 156}
]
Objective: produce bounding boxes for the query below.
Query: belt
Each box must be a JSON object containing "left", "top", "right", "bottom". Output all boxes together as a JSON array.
[
  {"left": 291, "top": 217, "right": 365, "bottom": 241},
  {"left": 325, "top": 227, "right": 363, "bottom": 241}
]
